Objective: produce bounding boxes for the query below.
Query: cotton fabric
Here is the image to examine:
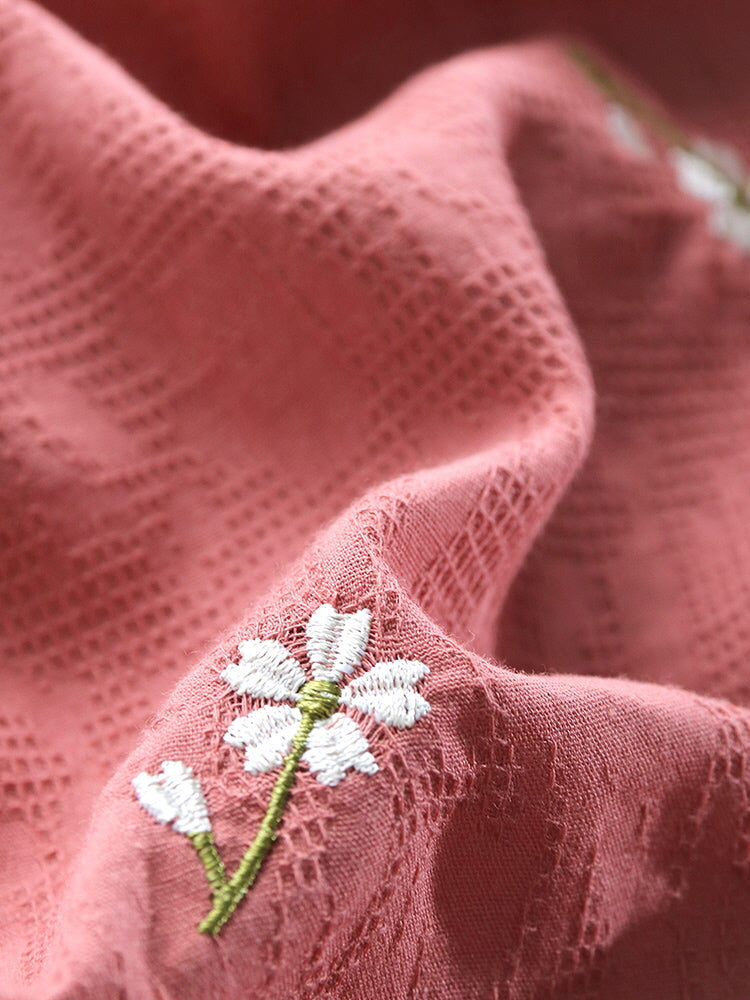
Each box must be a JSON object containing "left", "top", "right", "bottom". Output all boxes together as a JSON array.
[{"left": 2, "top": 1, "right": 750, "bottom": 997}]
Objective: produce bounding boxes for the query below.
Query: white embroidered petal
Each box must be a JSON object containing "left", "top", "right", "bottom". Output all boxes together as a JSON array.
[
  {"left": 711, "top": 200, "right": 750, "bottom": 252},
  {"left": 670, "top": 145, "right": 750, "bottom": 252},
  {"left": 670, "top": 146, "right": 736, "bottom": 205},
  {"left": 221, "top": 638, "right": 306, "bottom": 702},
  {"left": 305, "top": 604, "right": 371, "bottom": 683},
  {"left": 691, "top": 138, "right": 747, "bottom": 187},
  {"left": 606, "top": 103, "right": 652, "bottom": 159},
  {"left": 224, "top": 704, "right": 301, "bottom": 774},
  {"left": 132, "top": 760, "right": 211, "bottom": 835},
  {"left": 339, "top": 659, "right": 430, "bottom": 729},
  {"left": 303, "top": 713, "right": 378, "bottom": 786}
]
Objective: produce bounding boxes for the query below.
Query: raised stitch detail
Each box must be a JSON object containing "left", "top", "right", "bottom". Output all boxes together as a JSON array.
[{"left": 132, "top": 604, "right": 431, "bottom": 936}]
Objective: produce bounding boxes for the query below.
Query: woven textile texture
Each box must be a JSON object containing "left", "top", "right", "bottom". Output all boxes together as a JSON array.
[{"left": 2, "top": 0, "right": 750, "bottom": 997}]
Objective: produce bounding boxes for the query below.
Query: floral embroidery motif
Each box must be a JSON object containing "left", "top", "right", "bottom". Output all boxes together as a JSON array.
[
  {"left": 605, "top": 102, "right": 653, "bottom": 160},
  {"left": 132, "top": 604, "right": 430, "bottom": 935},
  {"left": 133, "top": 760, "right": 211, "bottom": 834},
  {"left": 570, "top": 43, "right": 750, "bottom": 253},
  {"left": 670, "top": 140, "right": 750, "bottom": 252}
]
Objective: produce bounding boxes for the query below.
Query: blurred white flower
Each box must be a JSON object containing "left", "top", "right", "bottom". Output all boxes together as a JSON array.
[
  {"left": 671, "top": 141, "right": 750, "bottom": 251},
  {"left": 606, "top": 103, "right": 653, "bottom": 159}
]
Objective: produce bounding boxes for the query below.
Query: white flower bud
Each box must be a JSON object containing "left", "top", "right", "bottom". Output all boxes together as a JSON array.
[{"left": 133, "top": 760, "right": 211, "bottom": 835}]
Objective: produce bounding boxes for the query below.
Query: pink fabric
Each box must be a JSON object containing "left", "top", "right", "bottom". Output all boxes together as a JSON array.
[{"left": 2, "top": 1, "right": 750, "bottom": 996}]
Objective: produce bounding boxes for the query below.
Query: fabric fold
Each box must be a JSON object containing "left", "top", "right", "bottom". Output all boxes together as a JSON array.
[{"left": 2, "top": 1, "right": 750, "bottom": 998}]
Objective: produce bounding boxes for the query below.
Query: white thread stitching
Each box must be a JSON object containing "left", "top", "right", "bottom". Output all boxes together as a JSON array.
[
  {"left": 222, "top": 607, "right": 430, "bottom": 785},
  {"left": 304, "top": 713, "right": 378, "bottom": 786},
  {"left": 224, "top": 704, "right": 300, "bottom": 774},
  {"left": 339, "top": 659, "right": 431, "bottom": 728},
  {"left": 305, "top": 604, "right": 371, "bottom": 683},
  {"left": 132, "top": 760, "right": 211, "bottom": 834},
  {"left": 671, "top": 142, "right": 750, "bottom": 251},
  {"left": 605, "top": 102, "right": 653, "bottom": 159},
  {"left": 221, "top": 638, "right": 307, "bottom": 701},
  {"left": 132, "top": 605, "right": 433, "bottom": 936}
]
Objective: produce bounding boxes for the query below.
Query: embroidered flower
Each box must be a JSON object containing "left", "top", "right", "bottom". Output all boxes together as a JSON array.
[
  {"left": 570, "top": 44, "right": 750, "bottom": 254},
  {"left": 131, "top": 603, "right": 431, "bottom": 935},
  {"left": 222, "top": 604, "right": 430, "bottom": 786},
  {"left": 670, "top": 140, "right": 750, "bottom": 252}
]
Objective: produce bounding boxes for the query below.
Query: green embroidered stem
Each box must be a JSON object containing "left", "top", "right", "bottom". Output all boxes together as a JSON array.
[
  {"left": 198, "top": 679, "right": 340, "bottom": 936},
  {"left": 189, "top": 832, "right": 227, "bottom": 893}
]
